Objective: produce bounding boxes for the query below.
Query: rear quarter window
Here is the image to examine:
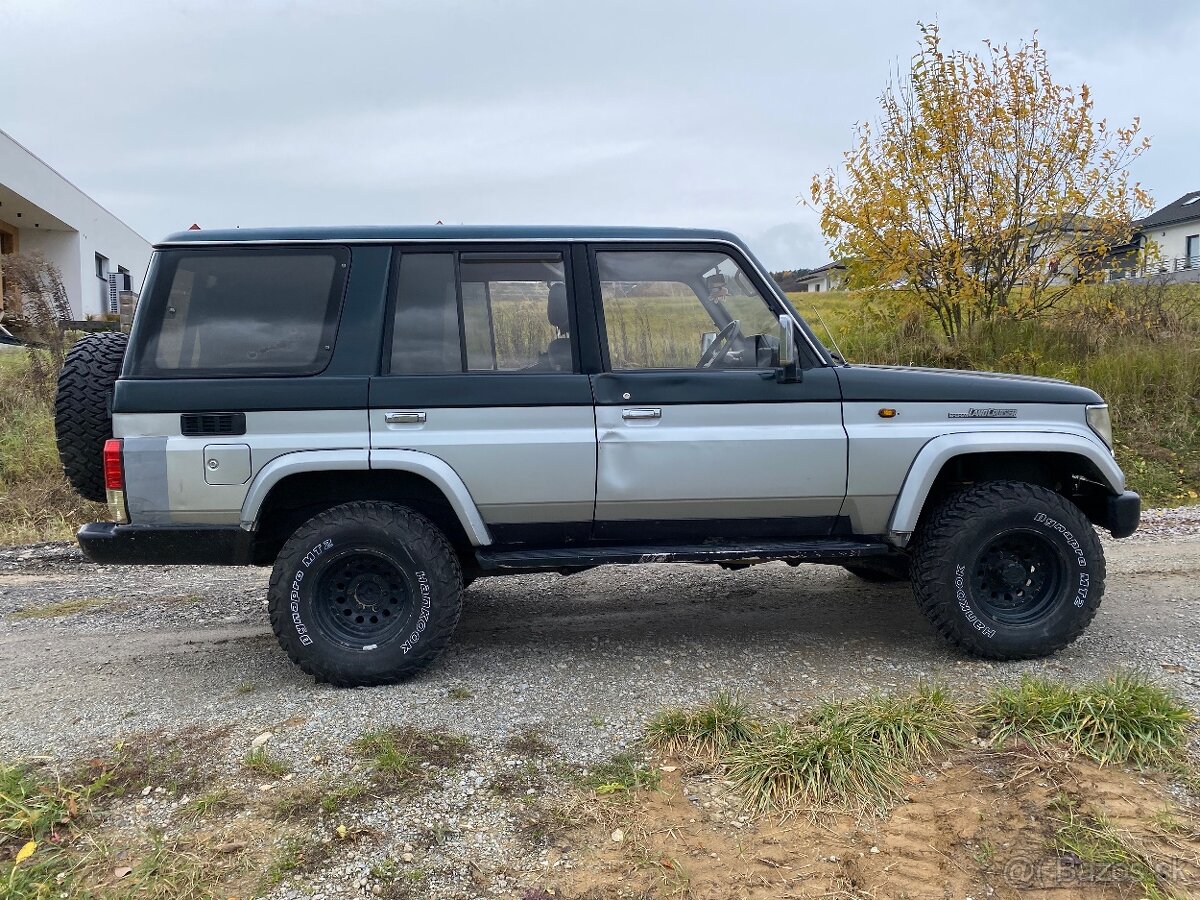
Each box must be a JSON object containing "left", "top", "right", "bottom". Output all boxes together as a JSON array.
[{"left": 127, "top": 247, "right": 350, "bottom": 377}]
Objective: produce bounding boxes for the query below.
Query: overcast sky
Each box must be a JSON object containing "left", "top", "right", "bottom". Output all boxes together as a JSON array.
[{"left": 3, "top": 0, "right": 1196, "bottom": 269}]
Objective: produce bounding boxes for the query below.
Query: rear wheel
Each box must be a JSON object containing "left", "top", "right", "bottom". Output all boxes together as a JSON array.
[
  {"left": 911, "top": 480, "right": 1104, "bottom": 660},
  {"left": 267, "top": 501, "right": 463, "bottom": 686}
]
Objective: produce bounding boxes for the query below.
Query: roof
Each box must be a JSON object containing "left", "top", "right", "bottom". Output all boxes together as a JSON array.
[
  {"left": 797, "top": 261, "right": 846, "bottom": 280},
  {"left": 1135, "top": 190, "right": 1200, "bottom": 231},
  {"left": 156, "top": 224, "right": 746, "bottom": 247},
  {"left": 1028, "top": 213, "right": 1103, "bottom": 233}
]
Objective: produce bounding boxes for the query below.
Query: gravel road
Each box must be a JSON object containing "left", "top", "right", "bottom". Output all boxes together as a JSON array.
[{"left": 1, "top": 508, "right": 1198, "bottom": 898}]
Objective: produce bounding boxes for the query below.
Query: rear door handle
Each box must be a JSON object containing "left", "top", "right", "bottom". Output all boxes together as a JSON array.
[
  {"left": 384, "top": 411, "right": 426, "bottom": 424},
  {"left": 622, "top": 407, "right": 662, "bottom": 420}
]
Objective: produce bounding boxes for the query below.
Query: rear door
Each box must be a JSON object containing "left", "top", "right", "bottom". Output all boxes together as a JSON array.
[
  {"left": 587, "top": 244, "right": 847, "bottom": 540},
  {"left": 369, "top": 245, "right": 596, "bottom": 544}
]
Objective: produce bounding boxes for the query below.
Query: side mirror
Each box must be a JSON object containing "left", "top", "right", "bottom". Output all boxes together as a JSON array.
[{"left": 777, "top": 314, "right": 801, "bottom": 383}]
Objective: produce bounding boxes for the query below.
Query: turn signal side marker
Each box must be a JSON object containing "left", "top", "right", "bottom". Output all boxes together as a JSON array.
[{"left": 878, "top": 408, "right": 898, "bottom": 419}]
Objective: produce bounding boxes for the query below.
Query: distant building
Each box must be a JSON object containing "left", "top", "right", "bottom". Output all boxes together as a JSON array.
[
  {"left": 1134, "top": 190, "right": 1200, "bottom": 279},
  {"left": 0, "top": 128, "right": 151, "bottom": 320},
  {"left": 794, "top": 261, "right": 846, "bottom": 293}
]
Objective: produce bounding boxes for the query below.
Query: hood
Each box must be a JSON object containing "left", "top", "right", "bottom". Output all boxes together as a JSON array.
[{"left": 835, "top": 364, "right": 1103, "bottom": 405}]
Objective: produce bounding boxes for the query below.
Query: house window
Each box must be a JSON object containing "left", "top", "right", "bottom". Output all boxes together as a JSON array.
[
  {"left": 95, "top": 253, "right": 109, "bottom": 280},
  {"left": 1187, "top": 235, "right": 1199, "bottom": 268}
]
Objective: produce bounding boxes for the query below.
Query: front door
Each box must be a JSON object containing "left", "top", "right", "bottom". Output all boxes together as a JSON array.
[
  {"left": 369, "top": 245, "right": 597, "bottom": 545},
  {"left": 588, "top": 245, "right": 846, "bottom": 540}
]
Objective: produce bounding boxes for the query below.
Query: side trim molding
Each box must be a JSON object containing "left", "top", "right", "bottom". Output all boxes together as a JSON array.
[{"left": 887, "top": 431, "right": 1124, "bottom": 542}]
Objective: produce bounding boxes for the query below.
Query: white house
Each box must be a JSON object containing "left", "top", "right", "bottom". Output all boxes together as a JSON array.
[
  {"left": 794, "top": 261, "right": 846, "bottom": 293},
  {"left": 1136, "top": 190, "right": 1200, "bottom": 277},
  {"left": 0, "top": 128, "right": 151, "bottom": 320}
]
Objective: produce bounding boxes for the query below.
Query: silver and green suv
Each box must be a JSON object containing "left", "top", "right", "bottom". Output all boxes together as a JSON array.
[{"left": 53, "top": 226, "right": 1140, "bottom": 686}]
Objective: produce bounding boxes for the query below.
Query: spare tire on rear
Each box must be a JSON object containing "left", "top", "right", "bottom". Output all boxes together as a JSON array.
[{"left": 54, "top": 331, "right": 128, "bottom": 502}]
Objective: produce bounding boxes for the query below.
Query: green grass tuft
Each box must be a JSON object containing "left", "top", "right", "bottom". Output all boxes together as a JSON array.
[
  {"left": 242, "top": 746, "right": 291, "bottom": 779},
  {"left": 724, "top": 685, "right": 963, "bottom": 814},
  {"left": 977, "top": 672, "right": 1194, "bottom": 767},
  {"left": 352, "top": 726, "right": 471, "bottom": 794},
  {"left": 726, "top": 718, "right": 901, "bottom": 814},
  {"left": 815, "top": 683, "right": 964, "bottom": 765},
  {"left": 581, "top": 752, "right": 662, "bottom": 796},
  {"left": 644, "top": 690, "right": 759, "bottom": 760}
]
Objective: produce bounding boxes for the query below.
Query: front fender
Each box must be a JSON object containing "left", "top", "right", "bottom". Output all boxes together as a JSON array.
[{"left": 887, "top": 431, "right": 1124, "bottom": 542}]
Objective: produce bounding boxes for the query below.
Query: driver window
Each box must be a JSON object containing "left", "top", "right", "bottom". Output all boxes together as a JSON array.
[{"left": 596, "top": 250, "right": 782, "bottom": 371}]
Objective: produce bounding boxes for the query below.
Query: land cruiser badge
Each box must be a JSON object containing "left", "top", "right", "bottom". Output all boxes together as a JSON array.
[{"left": 947, "top": 407, "right": 1018, "bottom": 419}]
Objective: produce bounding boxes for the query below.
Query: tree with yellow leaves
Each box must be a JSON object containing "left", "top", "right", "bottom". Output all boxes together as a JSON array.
[{"left": 810, "top": 25, "right": 1152, "bottom": 340}]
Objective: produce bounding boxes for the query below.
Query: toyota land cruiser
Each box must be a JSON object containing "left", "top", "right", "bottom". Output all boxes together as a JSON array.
[{"left": 53, "top": 226, "right": 1140, "bottom": 686}]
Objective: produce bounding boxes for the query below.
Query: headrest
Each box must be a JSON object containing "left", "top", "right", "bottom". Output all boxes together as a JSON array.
[{"left": 547, "top": 282, "right": 569, "bottom": 333}]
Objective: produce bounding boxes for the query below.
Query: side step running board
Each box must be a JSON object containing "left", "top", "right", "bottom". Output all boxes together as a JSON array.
[{"left": 475, "top": 540, "right": 892, "bottom": 572}]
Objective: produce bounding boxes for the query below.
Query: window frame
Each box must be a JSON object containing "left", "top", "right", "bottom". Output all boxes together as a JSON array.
[
  {"left": 381, "top": 244, "right": 579, "bottom": 376},
  {"left": 588, "top": 243, "right": 790, "bottom": 375},
  {"left": 125, "top": 245, "right": 352, "bottom": 379}
]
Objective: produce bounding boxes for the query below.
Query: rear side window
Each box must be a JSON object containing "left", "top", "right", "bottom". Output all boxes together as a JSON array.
[
  {"left": 128, "top": 247, "right": 349, "bottom": 377},
  {"left": 387, "top": 251, "right": 571, "bottom": 374}
]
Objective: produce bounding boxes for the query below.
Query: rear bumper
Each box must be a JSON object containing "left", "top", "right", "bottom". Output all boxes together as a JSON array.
[
  {"left": 77, "top": 522, "right": 254, "bottom": 566},
  {"left": 1105, "top": 491, "right": 1141, "bottom": 539}
]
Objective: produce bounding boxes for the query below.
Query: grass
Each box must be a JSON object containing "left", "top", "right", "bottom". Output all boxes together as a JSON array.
[
  {"left": 352, "top": 726, "right": 471, "bottom": 793},
  {"left": 73, "top": 725, "right": 231, "bottom": 801},
  {"left": 1051, "top": 795, "right": 1177, "bottom": 899},
  {"left": 580, "top": 752, "right": 662, "bottom": 796},
  {"left": 674, "top": 677, "right": 1192, "bottom": 815},
  {"left": 816, "top": 683, "right": 964, "bottom": 764},
  {"left": 267, "top": 778, "right": 370, "bottom": 821},
  {"left": 0, "top": 350, "right": 105, "bottom": 544},
  {"left": 9, "top": 596, "right": 120, "bottom": 620},
  {"left": 976, "top": 672, "right": 1195, "bottom": 767},
  {"left": 242, "top": 747, "right": 290, "bottom": 779},
  {"left": 644, "top": 690, "right": 759, "bottom": 760},
  {"left": 726, "top": 717, "right": 906, "bottom": 814},
  {"left": 504, "top": 727, "right": 555, "bottom": 757}
]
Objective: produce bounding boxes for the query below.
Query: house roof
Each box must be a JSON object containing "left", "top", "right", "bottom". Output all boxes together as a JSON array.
[
  {"left": 796, "top": 261, "right": 846, "bottom": 280},
  {"left": 1135, "top": 191, "right": 1200, "bottom": 231},
  {"left": 156, "top": 224, "right": 746, "bottom": 247}
]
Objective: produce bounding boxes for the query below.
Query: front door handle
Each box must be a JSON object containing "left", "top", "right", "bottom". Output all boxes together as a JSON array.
[
  {"left": 622, "top": 407, "right": 662, "bottom": 420},
  {"left": 384, "top": 411, "right": 426, "bottom": 425}
]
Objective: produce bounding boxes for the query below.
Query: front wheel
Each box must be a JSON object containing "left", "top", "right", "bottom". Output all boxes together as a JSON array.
[
  {"left": 267, "top": 501, "right": 463, "bottom": 686},
  {"left": 911, "top": 481, "right": 1105, "bottom": 660}
]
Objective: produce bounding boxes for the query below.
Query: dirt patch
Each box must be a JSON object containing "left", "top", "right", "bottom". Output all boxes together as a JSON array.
[{"left": 552, "top": 756, "right": 1200, "bottom": 899}]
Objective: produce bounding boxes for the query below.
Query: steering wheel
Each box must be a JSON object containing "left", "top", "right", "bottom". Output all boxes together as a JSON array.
[{"left": 698, "top": 320, "right": 740, "bottom": 368}]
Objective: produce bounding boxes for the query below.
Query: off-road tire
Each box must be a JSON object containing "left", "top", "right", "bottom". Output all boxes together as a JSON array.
[
  {"left": 268, "top": 501, "right": 463, "bottom": 687},
  {"left": 54, "top": 331, "right": 128, "bottom": 502},
  {"left": 911, "top": 480, "right": 1104, "bottom": 660},
  {"left": 843, "top": 558, "right": 910, "bottom": 583}
]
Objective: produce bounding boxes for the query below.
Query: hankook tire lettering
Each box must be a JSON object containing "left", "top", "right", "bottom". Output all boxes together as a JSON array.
[{"left": 955, "top": 564, "right": 997, "bottom": 639}]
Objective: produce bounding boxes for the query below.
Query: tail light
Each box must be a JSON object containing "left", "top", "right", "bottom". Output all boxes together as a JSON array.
[{"left": 103, "top": 439, "right": 129, "bottom": 523}]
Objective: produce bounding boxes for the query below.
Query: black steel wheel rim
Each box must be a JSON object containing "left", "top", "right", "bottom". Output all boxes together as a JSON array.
[
  {"left": 312, "top": 548, "right": 413, "bottom": 648},
  {"left": 970, "top": 529, "right": 1068, "bottom": 625}
]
